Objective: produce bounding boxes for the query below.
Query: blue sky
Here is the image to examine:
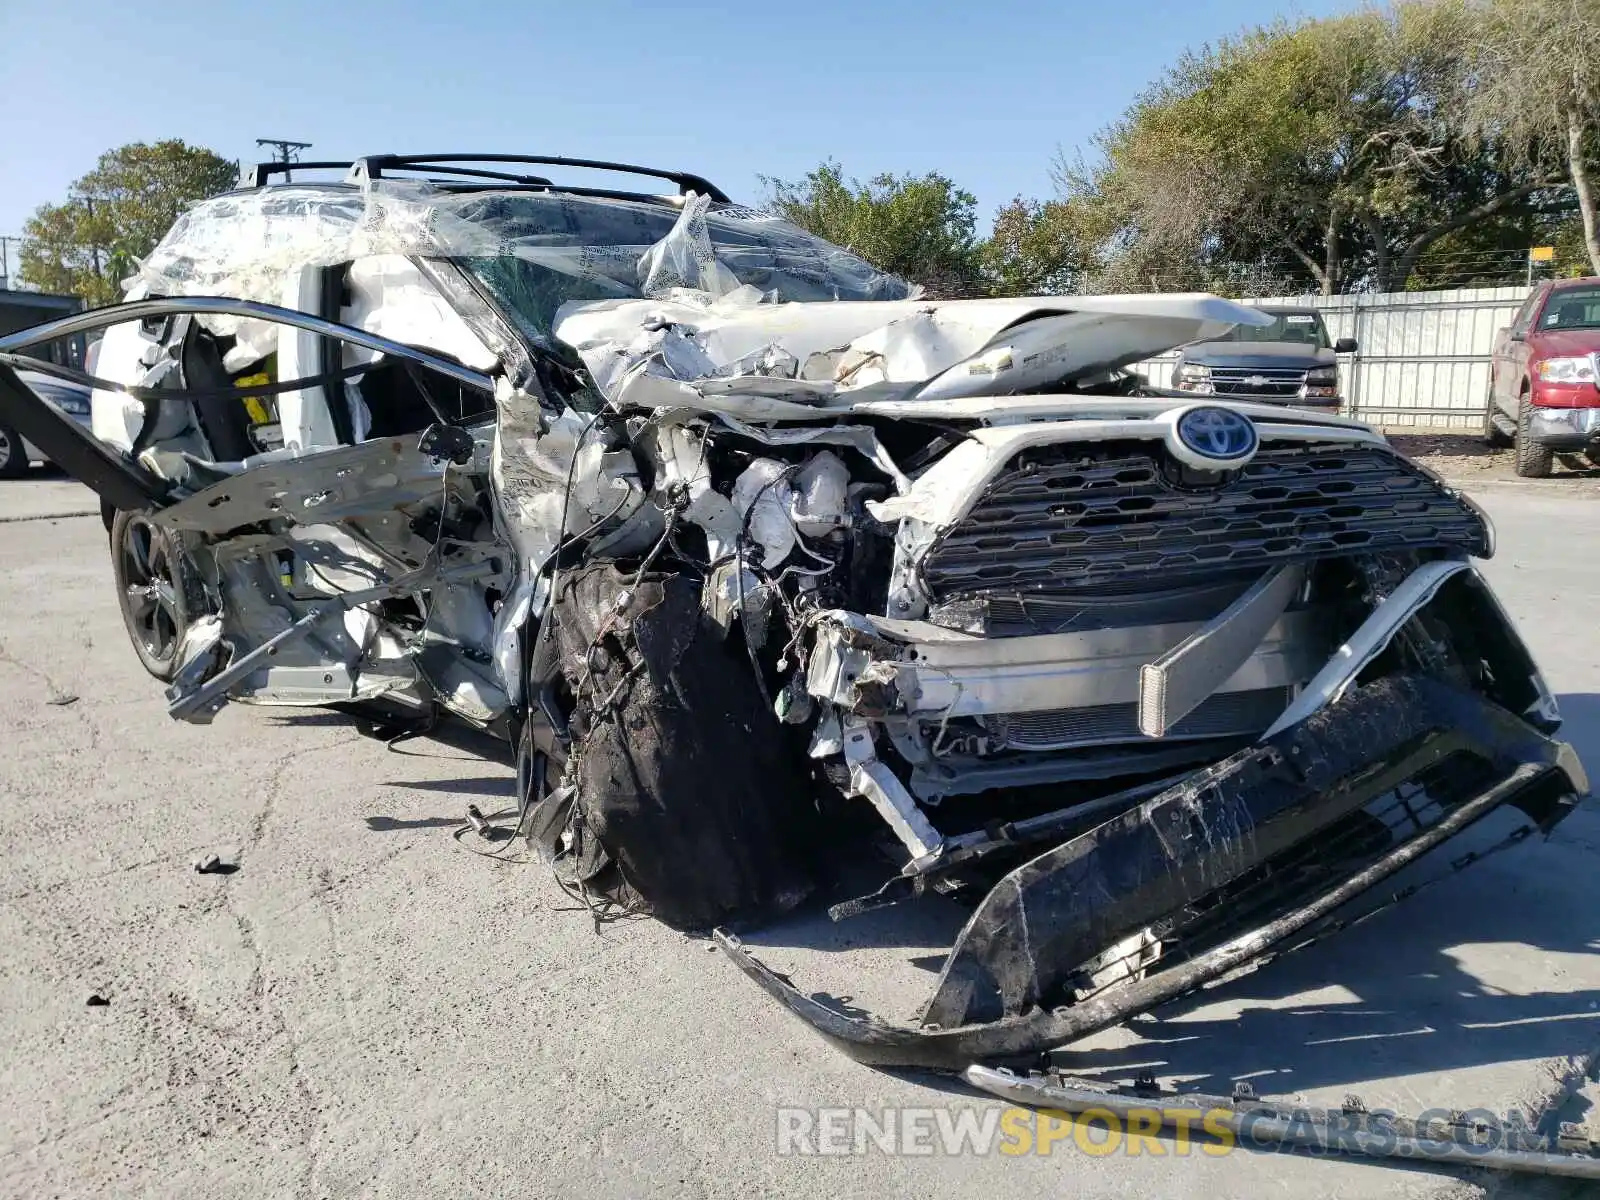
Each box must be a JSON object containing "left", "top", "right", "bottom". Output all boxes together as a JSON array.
[{"left": 0, "top": 0, "right": 1353, "bottom": 242}]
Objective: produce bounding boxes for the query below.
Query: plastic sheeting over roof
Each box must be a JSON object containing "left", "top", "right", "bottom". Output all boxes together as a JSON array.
[{"left": 131, "top": 182, "right": 912, "bottom": 345}]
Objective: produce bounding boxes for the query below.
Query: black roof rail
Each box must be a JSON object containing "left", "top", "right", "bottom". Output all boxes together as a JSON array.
[
  {"left": 351, "top": 154, "right": 731, "bottom": 202},
  {"left": 238, "top": 160, "right": 358, "bottom": 188}
]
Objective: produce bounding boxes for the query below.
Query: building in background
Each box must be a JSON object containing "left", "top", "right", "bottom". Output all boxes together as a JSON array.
[{"left": 0, "top": 289, "right": 87, "bottom": 369}]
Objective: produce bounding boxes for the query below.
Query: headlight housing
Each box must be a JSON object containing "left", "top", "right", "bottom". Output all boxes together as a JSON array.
[
  {"left": 1535, "top": 356, "right": 1598, "bottom": 385},
  {"left": 1300, "top": 365, "right": 1339, "bottom": 400},
  {"left": 1174, "top": 363, "right": 1213, "bottom": 393}
]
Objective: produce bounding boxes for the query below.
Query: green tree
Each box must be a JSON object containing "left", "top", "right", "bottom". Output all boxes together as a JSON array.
[
  {"left": 1463, "top": 0, "right": 1600, "bottom": 275},
  {"left": 20, "top": 140, "right": 239, "bottom": 306},
  {"left": 1065, "top": 2, "right": 1563, "bottom": 294},
  {"left": 763, "top": 162, "right": 982, "bottom": 295},
  {"left": 981, "top": 198, "right": 1105, "bottom": 295}
]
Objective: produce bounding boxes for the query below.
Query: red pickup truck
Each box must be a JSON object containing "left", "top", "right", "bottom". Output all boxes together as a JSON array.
[{"left": 1487, "top": 276, "right": 1600, "bottom": 476}]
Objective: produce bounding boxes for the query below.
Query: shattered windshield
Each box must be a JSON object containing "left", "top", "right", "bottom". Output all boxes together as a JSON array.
[
  {"left": 1219, "top": 309, "right": 1330, "bottom": 347},
  {"left": 449, "top": 192, "right": 913, "bottom": 342}
]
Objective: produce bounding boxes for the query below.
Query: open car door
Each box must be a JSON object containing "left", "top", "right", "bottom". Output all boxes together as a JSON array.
[{"left": 0, "top": 297, "right": 519, "bottom": 728}]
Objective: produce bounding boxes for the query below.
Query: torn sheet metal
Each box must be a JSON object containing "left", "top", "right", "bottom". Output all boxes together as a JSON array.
[
  {"left": 490, "top": 404, "right": 646, "bottom": 573},
  {"left": 551, "top": 292, "right": 1273, "bottom": 419},
  {"left": 149, "top": 433, "right": 473, "bottom": 537}
]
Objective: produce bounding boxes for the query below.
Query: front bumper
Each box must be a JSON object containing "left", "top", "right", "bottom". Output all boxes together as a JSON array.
[
  {"left": 1526, "top": 403, "right": 1600, "bottom": 450},
  {"left": 716, "top": 674, "right": 1585, "bottom": 1070}
]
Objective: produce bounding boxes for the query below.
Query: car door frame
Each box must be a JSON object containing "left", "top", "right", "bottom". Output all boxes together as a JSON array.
[{"left": 0, "top": 295, "right": 497, "bottom": 513}]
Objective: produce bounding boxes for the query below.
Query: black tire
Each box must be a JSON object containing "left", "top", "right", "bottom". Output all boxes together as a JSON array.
[
  {"left": 1483, "top": 385, "right": 1512, "bottom": 448},
  {"left": 111, "top": 509, "right": 190, "bottom": 680},
  {"left": 1514, "top": 393, "right": 1554, "bottom": 479},
  {"left": 0, "top": 423, "right": 29, "bottom": 478},
  {"left": 549, "top": 564, "right": 820, "bottom": 930}
]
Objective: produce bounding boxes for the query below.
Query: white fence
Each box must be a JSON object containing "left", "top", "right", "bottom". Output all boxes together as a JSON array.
[{"left": 1134, "top": 284, "right": 1531, "bottom": 430}]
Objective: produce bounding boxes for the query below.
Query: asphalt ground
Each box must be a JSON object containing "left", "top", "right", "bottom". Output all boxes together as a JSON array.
[{"left": 3, "top": 471, "right": 1599, "bottom": 1198}]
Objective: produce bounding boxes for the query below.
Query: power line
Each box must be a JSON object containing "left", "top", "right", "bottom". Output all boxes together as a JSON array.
[{"left": 255, "top": 138, "right": 312, "bottom": 164}]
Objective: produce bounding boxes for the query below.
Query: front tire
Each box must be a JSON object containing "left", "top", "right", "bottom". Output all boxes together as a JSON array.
[
  {"left": 0, "top": 424, "right": 29, "bottom": 478},
  {"left": 1514, "top": 394, "right": 1554, "bottom": 479},
  {"left": 548, "top": 564, "right": 820, "bottom": 929},
  {"left": 111, "top": 509, "right": 190, "bottom": 680}
]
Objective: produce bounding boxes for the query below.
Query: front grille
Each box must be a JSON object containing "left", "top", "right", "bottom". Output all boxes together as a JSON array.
[
  {"left": 1208, "top": 366, "right": 1307, "bottom": 397},
  {"left": 921, "top": 442, "right": 1489, "bottom": 600},
  {"left": 989, "top": 686, "right": 1290, "bottom": 751}
]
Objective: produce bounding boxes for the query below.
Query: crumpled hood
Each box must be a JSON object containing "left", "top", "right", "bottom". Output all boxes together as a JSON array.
[{"left": 553, "top": 291, "right": 1273, "bottom": 421}]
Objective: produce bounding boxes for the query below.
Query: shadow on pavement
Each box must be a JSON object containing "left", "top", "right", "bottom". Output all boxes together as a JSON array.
[
  {"left": 383, "top": 776, "right": 513, "bottom": 797},
  {"left": 1045, "top": 839, "right": 1600, "bottom": 1097},
  {"left": 746, "top": 692, "right": 1600, "bottom": 1103},
  {"left": 364, "top": 814, "right": 467, "bottom": 832}
]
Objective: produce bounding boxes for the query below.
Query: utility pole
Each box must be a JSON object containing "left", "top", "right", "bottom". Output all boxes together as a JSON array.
[
  {"left": 82, "top": 196, "right": 102, "bottom": 284},
  {"left": 255, "top": 138, "right": 313, "bottom": 181},
  {"left": 0, "top": 235, "right": 19, "bottom": 290}
]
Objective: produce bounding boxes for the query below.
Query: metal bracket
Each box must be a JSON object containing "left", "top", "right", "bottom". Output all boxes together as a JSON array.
[
  {"left": 842, "top": 716, "right": 945, "bottom": 864},
  {"left": 966, "top": 1065, "right": 1600, "bottom": 1181},
  {"left": 165, "top": 558, "right": 499, "bottom": 723},
  {"left": 1139, "top": 565, "right": 1302, "bottom": 737}
]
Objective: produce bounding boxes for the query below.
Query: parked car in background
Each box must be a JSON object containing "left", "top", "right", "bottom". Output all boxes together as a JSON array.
[
  {"left": 1487, "top": 276, "right": 1600, "bottom": 477},
  {"left": 0, "top": 368, "right": 93, "bottom": 477},
  {"left": 1167, "top": 305, "right": 1358, "bottom": 411}
]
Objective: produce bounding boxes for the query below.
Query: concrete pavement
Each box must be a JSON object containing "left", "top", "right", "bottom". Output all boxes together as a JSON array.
[{"left": 1, "top": 477, "right": 1598, "bottom": 1198}]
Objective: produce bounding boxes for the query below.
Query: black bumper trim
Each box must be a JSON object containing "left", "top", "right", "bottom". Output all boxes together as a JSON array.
[{"left": 715, "top": 682, "right": 1584, "bottom": 1070}]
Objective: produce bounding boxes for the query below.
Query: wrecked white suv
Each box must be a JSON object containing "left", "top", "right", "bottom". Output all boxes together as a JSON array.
[{"left": 0, "top": 155, "right": 1586, "bottom": 1073}]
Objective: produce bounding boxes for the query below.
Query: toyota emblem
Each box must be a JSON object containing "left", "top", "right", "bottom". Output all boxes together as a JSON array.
[{"left": 1172, "top": 406, "right": 1259, "bottom": 466}]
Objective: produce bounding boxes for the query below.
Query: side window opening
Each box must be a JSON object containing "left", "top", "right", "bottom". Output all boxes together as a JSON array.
[
  {"left": 181, "top": 325, "right": 283, "bottom": 460},
  {"left": 170, "top": 319, "right": 493, "bottom": 466},
  {"left": 1510, "top": 288, "right": 1542, "bottom": 336},
  {"left": 354, "top": 358, "right": 495, "bottom": 439}
]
